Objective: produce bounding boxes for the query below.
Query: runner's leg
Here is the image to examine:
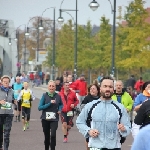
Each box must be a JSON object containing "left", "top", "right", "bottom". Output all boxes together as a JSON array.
[
  {"left": 50, "top": 121, "right": 58, "bottom": 150},
  {"left": 3, "top": 115, "right": 13, "bottom": 150},
  {"left": 42, "top": 119, "right": 50, "bottom": 150}
]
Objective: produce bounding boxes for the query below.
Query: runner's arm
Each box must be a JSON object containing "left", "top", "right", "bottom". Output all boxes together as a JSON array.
[
  {"left": 38, "top": 94, "right": 51, "bottom": 111},
  {"left": 134, "top": 102, "right": 146, "bottom": 125},
  {"left": 58, "top": 96, "right": 63, "bottom": 111},
  {"left": 30, "top": 90, "right": 35, "bottom": 101},
  {"left": 76, "top": 104, "right": 91, "bottom": 138},
  {"left": 17, "top": 91, "right": 23, "bottom": 102},
  {"left": 74, "top": 94, "right": 79, "bottom": 107},
  {"left": 119, "top": 106, "right": 131, "bottom": 137}
]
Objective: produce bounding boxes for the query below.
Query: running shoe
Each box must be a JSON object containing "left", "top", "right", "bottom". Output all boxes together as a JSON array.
[
  {"left": 23, "top": 126, "right": 26, "bottom": 131},
  {"left": 26, "top": 122, "right": 29, "bottom": 129},
  {"left": 63, "top": 138, "right": 68, "bottom": 143}
]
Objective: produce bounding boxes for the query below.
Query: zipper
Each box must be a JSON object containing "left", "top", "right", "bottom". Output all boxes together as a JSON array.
[{"left": 104, "top": 101, "right": 106, "bottom": 147}]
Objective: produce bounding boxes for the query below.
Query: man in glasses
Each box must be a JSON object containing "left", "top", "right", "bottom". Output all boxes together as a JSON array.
[{"left": 59, "top": 82, "right": 79, "bottom": 143}]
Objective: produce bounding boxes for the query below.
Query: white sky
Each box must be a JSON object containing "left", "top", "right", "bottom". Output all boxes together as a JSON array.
[{"left": 0, "top": 0, "right": 150, "bottom": 28}]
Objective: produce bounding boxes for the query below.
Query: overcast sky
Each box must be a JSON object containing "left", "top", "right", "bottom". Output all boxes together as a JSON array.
[{"left": 0, "top": 0, "right": 150, "bottom": 28}]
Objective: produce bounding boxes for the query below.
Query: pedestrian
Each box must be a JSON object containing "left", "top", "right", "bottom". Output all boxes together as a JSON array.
[
  {"left": 17, "top": 82, "right": 35, "bottom": 131},
  {"left": 112, "top": 80, "right": 133, "bottom": 126},
  {"left": 45, "top": 72, "right": 50, "bottom": 85},
  {"left": 126, "top": 75, "right": 136, "bottom": 90},
  {"left": 76, "top": 76, "right": 131, "bottom": 150},
  {"left": 59, "top": 82, "right": 79, "bottom": 143},
  {"left": 55, "top": 77, "right": 62, "bottom": 93},
  {"left": 131, "top": 100, "right": 150, "bottom": 150},
  {"left": 134, "top": 77, "right": 144, "bottom": 94},
  {"left": 132, "top": 81, "right": 150, "bottom": 138},
  {"left": 38, "top": 80, "right": 63, "bottom": 150},
  {"left": 12, "top": 76, "right": 23, "bottom": 122},
  {"left": 0, "top": 75, "right": 15, "bottom": 150},
  {"left": 74, "top": 74, "right": 87, "bottom": 112},
  {"left": 81, "top": 84, "right": 100, "bottom": 150}
]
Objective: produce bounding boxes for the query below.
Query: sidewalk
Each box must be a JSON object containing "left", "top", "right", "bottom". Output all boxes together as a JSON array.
[{"left": 32, "top": 83, "right": 48, "bottom": 91}]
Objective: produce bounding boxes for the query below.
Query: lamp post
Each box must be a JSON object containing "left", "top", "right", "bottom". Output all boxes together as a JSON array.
[
  {"left": 8, "top": 24, "right": 26, "bottom": 73},
  {"left": 58, "top": 0, "right": 78, "bottom": 80},
  {"left": 89, "top": 0, "right": 116, "bottom": 77},
  {"left": 25, "top": 17, "right": 41, "bottom": 63},
  {"left": 39, "top": 7, "right": 56, "bottom": 80}
]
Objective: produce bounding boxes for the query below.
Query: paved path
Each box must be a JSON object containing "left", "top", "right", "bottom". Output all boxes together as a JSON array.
[{"left": 8, "top": 85, "right": 133, "bottom": 150}]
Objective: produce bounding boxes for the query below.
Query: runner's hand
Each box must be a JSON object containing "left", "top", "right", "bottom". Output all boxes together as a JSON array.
[
  {"left": 118, "top": 124, "right": 126, "bottom": 132},
  {"left": 0, "top": 100, "right": 6, "bottom": 105},
  {"left": 51, "top": 100, "right": 55, "bottom": 103},
  {"left": 88, "top": 129, "right": 99, "bottom": 138},
  {"left": 57, "top": 111, "right": 61, "bottom": 114},
  {"left": 70, "top": 104, "right": 74, "bottom": 108},
  {"left": 14, "top": 100, "right": 17, "bottom": 105}
]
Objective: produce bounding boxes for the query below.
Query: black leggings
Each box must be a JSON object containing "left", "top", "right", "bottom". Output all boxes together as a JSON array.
[
  {"left": 42, "top": 120, "right": 58, "bottom": 150},
  {"left": 0, "top": 115, "right": 13, "bottom": 150}
]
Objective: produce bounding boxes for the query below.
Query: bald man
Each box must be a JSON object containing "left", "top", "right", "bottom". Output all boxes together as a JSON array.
[{"left": 112, "top": 80, "right": 133, "bottom": 113}]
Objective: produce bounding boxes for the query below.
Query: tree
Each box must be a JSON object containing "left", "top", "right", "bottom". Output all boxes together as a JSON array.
[
  {"left": 94, "top": 16, "right": 112, "bottom": 72},
  {"left": 116, "top": 0, "right": 150, "bottom": 73}
]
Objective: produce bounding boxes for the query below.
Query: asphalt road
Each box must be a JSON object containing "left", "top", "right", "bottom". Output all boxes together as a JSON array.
[{"left": 8, "top": 85, "right": 133, "bottom": 150}]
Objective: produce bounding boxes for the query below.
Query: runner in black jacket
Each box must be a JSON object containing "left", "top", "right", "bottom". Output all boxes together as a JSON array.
[{"left": 134, "top": 100, "right": 150, "bottom": 128}]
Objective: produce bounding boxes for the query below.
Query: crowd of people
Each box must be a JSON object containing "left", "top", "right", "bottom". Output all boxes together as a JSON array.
[{"left": 0, "top": 71, "right": 150, "bottom": 150}]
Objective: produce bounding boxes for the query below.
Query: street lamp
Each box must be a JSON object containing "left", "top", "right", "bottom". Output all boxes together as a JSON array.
[
  {"left": 25, "top": 17, "right": 41, "bottom": 62},
  {"left": 89, "top": 0, "right": 100, "bottom": 11},
  {"left": 8, "top": 24, "right": 26, "bottom": 73},
  {"left": 39, "top": 7, "right": 56, "bottom": 80},
  {"left": 58, "top": 0, "right": 78, "bottom": 80},
  {"left": 89, "top": 0, "right": 116, "bottom": 77}
]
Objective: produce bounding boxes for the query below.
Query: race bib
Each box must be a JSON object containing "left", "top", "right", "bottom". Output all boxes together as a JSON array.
[
  {"left": 46, "top": 112, "right": 56, "bottom": 120},
  {"left": 67, "top": 111, "right": 73, "bottom": 116},
  {"left": 90, "top": 148, "right": 101, "bottom": 150},
  {"left": 23, "top": 100, "right": 30, "bottom": 104},
  {"left": 1, "top": 102, "right": 12, "bottom": 110}
]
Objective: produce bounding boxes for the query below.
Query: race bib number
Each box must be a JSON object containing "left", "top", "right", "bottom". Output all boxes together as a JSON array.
[
  {"left": 46, "top": 112, "right": 56, "bottom": 120},
  {"left": 67, "top": 111, "right": 73, "bottom": 116},
  {"left": 24, "top": 100, "right": 30, "bottom": 104},
  {"left": 90, "top": 148, "right": 101, "bottom": 150},
  {"left": 1, "top": 102, "right": 12, "bottom": 110}
]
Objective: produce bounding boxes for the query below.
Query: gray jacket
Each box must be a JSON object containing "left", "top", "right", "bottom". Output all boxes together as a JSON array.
[{"left": 0, "top": 88, "right": 14, "bottom": 115}]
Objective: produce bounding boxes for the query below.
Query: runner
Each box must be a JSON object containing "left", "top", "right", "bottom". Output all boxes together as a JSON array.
[
  {"left": 12, "top": 76, "right": 23, "bottom": 122},
  {"left": 59, "top": 82, "right": 79, "bottom": 143},
  {"left": 17, "top": 82, "right": 35, "bottom": 131},
  {"left": 76, "top": 76, "right": 131, "bottom": 150},
  {"left": 38, "top": 80, "right": 63, "bottom": 150},
  {"left": 0, "top": 75, "right": 15, "bottom": 150}
]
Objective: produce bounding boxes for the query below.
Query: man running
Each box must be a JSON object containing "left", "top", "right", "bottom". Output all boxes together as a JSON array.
[
  {"left": 76, "top": 76, "right": 131, "bottom": 150},
  {"left": 17, "top": 82, "right": 35, "bottom": 131},
  {"left": 12, "top": 76, "right": 23, "bottom": 122},
  {"left": 59, "top": 82, "right": 79, "bottom": 143}
]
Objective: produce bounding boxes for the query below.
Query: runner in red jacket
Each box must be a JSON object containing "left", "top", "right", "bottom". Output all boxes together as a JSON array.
[
  {"left": 74, "top": 75, "right": 87, "bottom": 111},
  {"left": 59, "top": 82, "right": 79, "bottom": 143}
]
